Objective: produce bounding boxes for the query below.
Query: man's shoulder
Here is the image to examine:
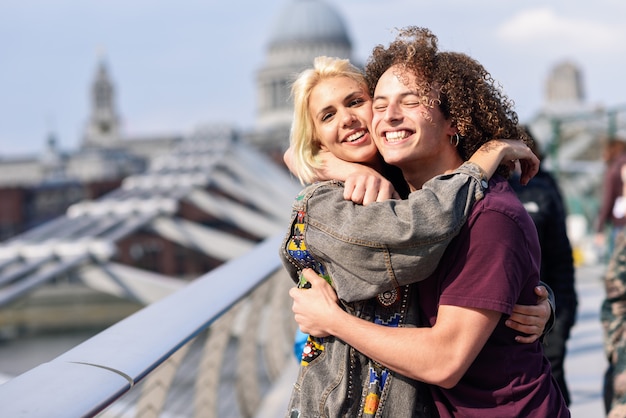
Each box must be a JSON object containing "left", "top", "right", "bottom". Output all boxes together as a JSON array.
[
  {"left": 483, "top": 176, "right": 518, "bottom": 202},
  {"left": 473, "top": 176, "right": 529, "bottom": 219}
]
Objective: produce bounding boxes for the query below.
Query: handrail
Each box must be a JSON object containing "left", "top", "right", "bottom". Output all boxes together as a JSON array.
[{"left": 0, "top": 234, "right": 285, "bottom": 418}]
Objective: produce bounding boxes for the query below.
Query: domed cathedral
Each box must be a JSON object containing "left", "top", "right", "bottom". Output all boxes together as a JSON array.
[{"left": 247, "top": 0, "right": 354, "bottom": 159}]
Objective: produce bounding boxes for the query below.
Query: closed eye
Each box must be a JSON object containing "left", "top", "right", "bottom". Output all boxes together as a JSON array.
[
  {"left": 372, "top": 98, "right": 387, "bottom": 112},
  {"left": 402, "top": 94, "right": 421, "bottom": 107}
]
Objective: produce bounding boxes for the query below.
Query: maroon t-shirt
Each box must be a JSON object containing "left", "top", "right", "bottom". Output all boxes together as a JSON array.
[{"left": 418, "top": 176, "right": 570, "bottom": 417}]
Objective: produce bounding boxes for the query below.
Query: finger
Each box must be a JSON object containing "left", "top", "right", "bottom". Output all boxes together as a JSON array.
[
  {"left": 534, "top": 285, "right": 548, "bottom": 300},
  {"left": 506, "top": 319, "right": 541, "bottom": 341},
  {"left": 507, "top": 314, "right": 539, "bottom": 328},
  {"left": 508, "top": 311, "right": 538, "bottom": 327},
  {"left": 520, "top": 156, "right": 539, "bottom": 184},
  {"left": 351, "top": 187, "right": 366, "bottom": 205},
  {"left": 302, "top": 269, "right": 331, "bottom": 290},
  {"left": 515, "top": 334, "right": 540, "bottom": 344},
  {"left": 306, "top": 272, "right": 325, "bottom": 287},
  {"left": 345, "top": 177, "right": 366, "bottom": 204},
  {"left": 362, "top": 183, "right": 379, "bottom": 205},
  {"left": 510, "top": 303, "right": 538, "bottom": 317},
  {"left": 343, "top": 179, "right": 355, "bottom": 201},
  {"left": 374, "top": 183, "right": 396, "bottom": 203},
  {"left": 362, "top": 177, "right": 387, "bottom": 205},
  {"left": 302, "top": 268, "right": 319, "bottom": 282},
  {"left": 344, "top": 177, "right": 366, "bottom": 202},
  {"left": 519, "top": 162, "right": 531, "bottom": 185}
]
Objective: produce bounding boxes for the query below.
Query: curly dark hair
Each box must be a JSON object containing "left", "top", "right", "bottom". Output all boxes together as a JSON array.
[{"left": 364, "top": 26, "right": 530, "bottom": 177}]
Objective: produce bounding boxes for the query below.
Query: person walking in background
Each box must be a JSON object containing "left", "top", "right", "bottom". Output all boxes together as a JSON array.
[
  {"left": 599, "top": 135, "right": 626, "bottom": 418},
  {"left": 596, "top": 135, "right": 626, "bottom": 416},
  {"left": 596, "top": 136, "right": 626, "bottom": 258},
  {"left": 602, "top": 231, "right": 626, "bottom": 417},
  {"left": 508, "top": 127, "right": 578, "bottom": 405}
]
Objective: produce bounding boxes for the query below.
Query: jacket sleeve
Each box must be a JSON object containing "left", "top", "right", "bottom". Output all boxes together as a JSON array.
[{"left": 303, "top": 162, "right": 487, "bottom": 302}]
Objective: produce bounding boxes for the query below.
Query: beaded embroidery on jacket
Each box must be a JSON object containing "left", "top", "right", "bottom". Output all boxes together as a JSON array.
[{"left": 283, "top": 182, "right": 413, "bottom": 416}]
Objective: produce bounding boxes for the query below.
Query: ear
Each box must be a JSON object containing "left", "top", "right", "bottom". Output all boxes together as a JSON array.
[{"left": 446, "top": 121, "right": 458, "bottom": 137}]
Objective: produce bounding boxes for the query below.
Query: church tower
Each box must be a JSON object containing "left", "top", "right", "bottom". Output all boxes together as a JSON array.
[
  {"left": 255, "top": 0, "right": 353, "bottom": 132},
  {"left": 82, "top": 60, "right": 121, "bottom": 149}
]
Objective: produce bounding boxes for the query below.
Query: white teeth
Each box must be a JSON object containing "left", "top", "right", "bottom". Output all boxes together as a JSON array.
[
  {"left": 346, "top": 131, "right": 365, "bottom": 143},
  {"left": 385, "top": 131, "right": 410, "bottom": 142}
]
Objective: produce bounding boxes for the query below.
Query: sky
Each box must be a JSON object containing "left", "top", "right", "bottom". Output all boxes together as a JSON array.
[{"left": 1, "top": 0, "right": 625, "bottom": 157}]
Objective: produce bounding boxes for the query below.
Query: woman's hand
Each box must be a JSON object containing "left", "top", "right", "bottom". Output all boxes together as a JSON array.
[
  {"left": 493, "top": 139, "right": 540, "bottom": 185},
  {"left": 289, "top": 269, "right": 342, "bottom": 337},
  {"left": 469, "top": 139, "right": 539, "bottom": 185},
  {"left": 505, "top": 285, "right": 551, "bottom": 343},
  {"left": 344, "top": 171, "right": 400, "bottom": 205}
]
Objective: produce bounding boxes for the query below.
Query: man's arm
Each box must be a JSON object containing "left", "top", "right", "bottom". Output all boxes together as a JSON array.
[
  {"left": 291, "top": 273, "right": 500, "bottom": 388},
  {"left": 295, "top": 266, "right": 550, "bottom": 347}
]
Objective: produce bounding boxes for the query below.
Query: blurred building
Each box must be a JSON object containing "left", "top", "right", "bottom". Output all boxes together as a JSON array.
[
  {"left": 0, "top": 0, "right": 353, "bottom": 242},
  {"left": 527, "top": 60, "right": 626, "bottom": 263},
  {"left": 247, "top": 0, "right": 354, "bottom": 160},
  {"left": 0, "top": 0, "right": 354, "bottom": 335}
]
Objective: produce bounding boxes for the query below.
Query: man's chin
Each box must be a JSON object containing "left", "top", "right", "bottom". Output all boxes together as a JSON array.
[{"left": 379, "top": 152, "right": 405, "bottom": 167}]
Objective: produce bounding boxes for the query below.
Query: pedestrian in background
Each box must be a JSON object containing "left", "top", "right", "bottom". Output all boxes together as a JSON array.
[
  {"left": 509, "top": 127, "right": 578, "bottom": 405},
  {"left": 596, "top": 136, "right": 626, "bottom": 258},
  {"left": 600, "top": 135, "right": 626, "bottom": 418},
  {"left": 602, "top": 230, "right": 626, "bottom": 417}
]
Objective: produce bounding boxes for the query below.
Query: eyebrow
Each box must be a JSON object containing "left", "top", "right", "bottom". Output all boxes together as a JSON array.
[{"left": 315, "top": 91, "right": 364, "bottom": 119}]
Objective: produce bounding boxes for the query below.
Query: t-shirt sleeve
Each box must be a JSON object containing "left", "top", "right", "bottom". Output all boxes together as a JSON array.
[{"left": 438, "top": 209, "right": 536, "bottom": 315}]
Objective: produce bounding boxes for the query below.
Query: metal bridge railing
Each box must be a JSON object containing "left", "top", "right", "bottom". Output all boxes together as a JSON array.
[{"left": 0, "top": 234, "right": 298, "bottom": 418}]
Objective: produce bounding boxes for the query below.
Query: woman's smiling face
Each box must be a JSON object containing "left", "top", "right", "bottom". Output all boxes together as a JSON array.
[{"left": 308, "top": 76, "right": 379, "bottom": 164}]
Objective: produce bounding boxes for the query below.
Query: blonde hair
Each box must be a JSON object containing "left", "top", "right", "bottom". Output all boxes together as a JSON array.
[{"left": 289, "top": 56, "right": 368, "bottom": 184}]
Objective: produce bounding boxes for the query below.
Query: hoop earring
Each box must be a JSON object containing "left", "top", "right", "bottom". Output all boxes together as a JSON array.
[{"left": 450, "top": 133, "right": 460, "bottom": 147}]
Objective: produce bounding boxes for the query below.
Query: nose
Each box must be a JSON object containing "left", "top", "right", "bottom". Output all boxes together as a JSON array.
[
  {"left": 384, "top": 102, "right": 402, "bottom": 123},
  {"left": 341, "top": 110, "right": 357, "bottom": 127}
]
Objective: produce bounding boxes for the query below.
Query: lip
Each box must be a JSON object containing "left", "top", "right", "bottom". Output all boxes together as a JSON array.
[{"left": 342, "top": 128, "right": 369, "bottom": 144}]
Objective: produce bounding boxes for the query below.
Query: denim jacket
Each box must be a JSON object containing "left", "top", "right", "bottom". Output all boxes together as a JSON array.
[
  {"left": 281, "top": 162, "right": 488, "bottom": 302},
  {"left": 280, "top": 162, "right": 488, "bottom": 418}
]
